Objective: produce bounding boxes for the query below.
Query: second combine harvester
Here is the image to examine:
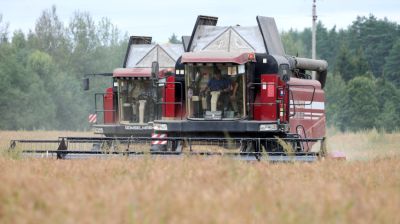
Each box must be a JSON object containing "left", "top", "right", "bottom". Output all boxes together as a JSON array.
[{"left": 85, "top": 36, "right": 184, "bottom": 137}]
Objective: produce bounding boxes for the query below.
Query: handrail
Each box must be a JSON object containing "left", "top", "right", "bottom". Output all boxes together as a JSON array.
[
  {"left": 155, "top": 81, "right": 184, "bottom": 120},
  {"left": 247, "top": 82, "right": 282, "bottom": 120},
  {"left": 288, "top": 84, "right": 316, "bottom": 118},
  {"left": 94, "top": 92, "right": 117, "bottom": 124},
  {"left": 288, "top": 84, "right": 316, "bottom": 106}
]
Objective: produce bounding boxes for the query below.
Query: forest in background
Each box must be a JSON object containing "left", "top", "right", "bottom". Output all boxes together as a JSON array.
[{"left": 0, "top": 6, "right": 399, "bottom": 131}]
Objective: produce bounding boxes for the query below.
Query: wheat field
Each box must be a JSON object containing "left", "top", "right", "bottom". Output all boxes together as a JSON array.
[{"left": 0, "top": 130, "right": 399, "bottom": 224}]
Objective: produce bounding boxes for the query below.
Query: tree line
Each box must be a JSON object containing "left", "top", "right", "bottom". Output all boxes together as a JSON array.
[
  {"left": 0, "top": 8, "right": 399, "bottom": 131},
  {"left": 0, "top": 6, "right": 127, "bottom": 130},
  {"left": 282, "top": 15, "right": 400, "bottom": 132}
]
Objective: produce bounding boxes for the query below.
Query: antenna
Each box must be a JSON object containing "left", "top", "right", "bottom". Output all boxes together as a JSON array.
[{"left": 312, "top": 0, "right": 317, "bottom": 78}]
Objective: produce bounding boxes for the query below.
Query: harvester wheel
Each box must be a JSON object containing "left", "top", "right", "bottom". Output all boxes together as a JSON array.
[
  {"left": 150, "top": 144, "right": 167, "bottom": 152},
  {"left": 240, "top": 141, "right": 259, "bottom": 153},
  {"left": 167, "top": 140, "right": 182, "bottom": 152},
  {"left": 262, "top": 140, "right": 280, "bottom": 153}
]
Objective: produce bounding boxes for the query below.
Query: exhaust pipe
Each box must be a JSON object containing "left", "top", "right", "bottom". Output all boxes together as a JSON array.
[
  {"left": 289, "top": 57, "right": 328, "bottom": 88},
  {"left": 293, "top": 57, "right": 328, "bottom": 72}
]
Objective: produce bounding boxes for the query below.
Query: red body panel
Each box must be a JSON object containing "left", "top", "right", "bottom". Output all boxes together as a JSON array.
[
  {"left": 254, "top": 75, "right": 278, "bottom": 121},
  {"left": 112, "top": 68, "right": 173, "bottom": 78},
  {"left": 113, "top": 68, "right": 152, "bottom": 78},
  {"left": 181, "top": 51, "right": 251, "bottom": 64},
  {"left": 163, "top": 76, "right": 176, "bottom": 117},
  {"left": 288, "top": 78, "right": 326, "bottom": 141},
  {"left": 103, "top": 88, "right": 115, "bottom": 124}
]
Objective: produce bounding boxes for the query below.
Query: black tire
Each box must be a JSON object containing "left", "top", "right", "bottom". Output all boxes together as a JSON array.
[
  {"left": 150, "top": 144, "right": 167, "bottom": 152},
  {"left": 167, "top": 140, "right": 182, "bottom": 152},
  {"left": 262, "top": 140, "right": 280, "bottom": 153},
  {"left": 240, "top": 141, "right": 260, "bottom": 153}
]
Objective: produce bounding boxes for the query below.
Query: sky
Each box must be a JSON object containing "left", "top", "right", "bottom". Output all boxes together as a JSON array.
[{"left": 0, "top": 0, "right": 399, "bottom": 43}]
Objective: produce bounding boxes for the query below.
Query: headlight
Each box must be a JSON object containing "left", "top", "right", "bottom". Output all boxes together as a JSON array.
[
  {"left": 259, "top": 124, "right": 277, "bottom": 131},
  {"left": 153, "top": 123, "right": 168, "bottom": 131}
]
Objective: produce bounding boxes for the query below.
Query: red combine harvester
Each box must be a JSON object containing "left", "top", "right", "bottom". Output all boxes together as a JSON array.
[
  {"left": 84, "top": 36, "right": 184, "bottom": 137},
  {"left": 9, "top": 16, "right": 328, "bottom": 162},
  {"left": 149, "top": 15, "right": 328, "bottom": 160}
]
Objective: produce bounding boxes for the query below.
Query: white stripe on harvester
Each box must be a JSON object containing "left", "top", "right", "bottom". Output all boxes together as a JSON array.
[
  {"left": 304, "top": 101, "right": 325, "bottom": 110},
  {"left": 304, "top": 112, "right": 324, "bottom": 116},
  {"left": 303, "top": 115, "right": 320, "bottom": 119}
]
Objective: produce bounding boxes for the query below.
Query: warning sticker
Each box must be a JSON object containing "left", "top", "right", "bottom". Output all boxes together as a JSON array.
[{"left": 267, "top": 82, "right": 275, "bottom": 97}]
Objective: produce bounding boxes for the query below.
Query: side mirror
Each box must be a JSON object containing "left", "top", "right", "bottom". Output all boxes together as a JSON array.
[
  {"left": 83, "top": 78, "right": 90, "bottom": 91},
  {"left": 151, "top": 61, "right": 159, "bottom": 80},
  {"left": 151, "top": 61, "right": 159, "bottom": 87}
]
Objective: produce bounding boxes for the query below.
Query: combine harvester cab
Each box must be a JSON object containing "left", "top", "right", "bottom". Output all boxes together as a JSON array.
[
  {"left": 151, "top": 15, "right": 329, "bottom": 161},
  {"left": 87, "top": 36, "right": 184, "bottom": 137}
]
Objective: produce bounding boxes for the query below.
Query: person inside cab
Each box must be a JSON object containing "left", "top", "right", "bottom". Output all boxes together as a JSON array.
[{"left": 201, "top": 69, "right": 231, "bottom": 112}]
